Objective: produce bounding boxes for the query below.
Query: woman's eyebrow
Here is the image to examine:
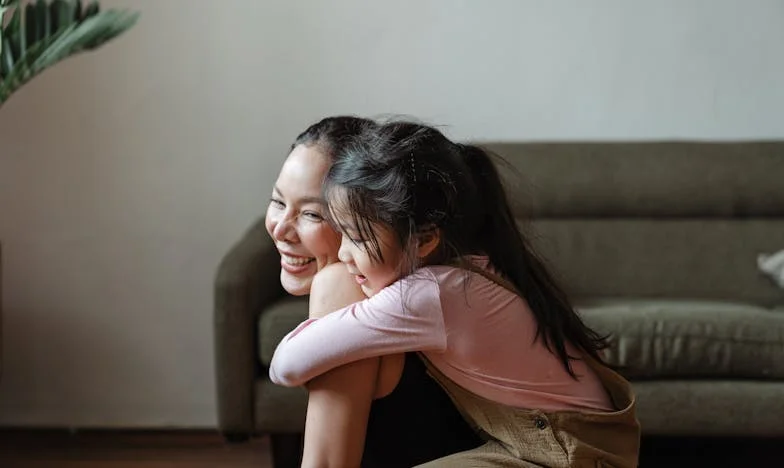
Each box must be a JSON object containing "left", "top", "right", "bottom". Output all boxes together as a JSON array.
[
  {"left": 300, "top": 196, "right": 325, "bottom": 205},
  {"left": 273, "top": 185, "right": 324, "bottom": 204}
]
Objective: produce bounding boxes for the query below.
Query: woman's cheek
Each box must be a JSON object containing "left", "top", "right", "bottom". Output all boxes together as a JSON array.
[
  {"left": 323, "top": 226, "right": 342, "bottom": 264},
  {"left": 263, "top": 211, "right": 275, "bottom": 239},
  {"left": 310, "top": 224, "right": 342, "bottom": 267}
]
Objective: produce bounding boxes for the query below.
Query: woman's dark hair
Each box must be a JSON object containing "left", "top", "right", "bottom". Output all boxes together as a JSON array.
[
  {"left": 292, "top": 115, "right": 377, "bottom": 160},
  {"left": 323, "top": 121, "right": 609, "bottom": 377}
]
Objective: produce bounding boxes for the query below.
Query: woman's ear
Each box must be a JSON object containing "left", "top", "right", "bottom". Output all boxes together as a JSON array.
[{"left": 416, "top": 226, "right": 441, "bottom": 260}]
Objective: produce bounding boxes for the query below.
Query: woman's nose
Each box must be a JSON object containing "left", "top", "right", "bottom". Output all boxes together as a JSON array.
[{"left": 272, "top": 212, "right": 297, "bottom": 242}]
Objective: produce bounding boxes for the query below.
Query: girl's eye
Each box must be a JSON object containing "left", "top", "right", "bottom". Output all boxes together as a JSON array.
[
  {"left": 346, "top": 234, "right": 365, "bottom": 245},
  {"left": 269, "top": 198, "right": 284, "bottom": 208},
  {"left": 303, "top": 211, "right": 324, "bottom": 221}
]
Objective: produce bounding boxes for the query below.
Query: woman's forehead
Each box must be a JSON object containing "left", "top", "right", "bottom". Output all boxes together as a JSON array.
[{"left": 275, "top": 145, "right": 330, "bottom": 201}]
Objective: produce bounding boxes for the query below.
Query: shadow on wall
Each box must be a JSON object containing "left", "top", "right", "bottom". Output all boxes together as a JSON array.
[{"left": 0, "top": 239, "right": 164, "bottom": 427}]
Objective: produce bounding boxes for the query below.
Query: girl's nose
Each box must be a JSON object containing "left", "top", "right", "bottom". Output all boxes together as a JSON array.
[{"left": 338, "top": 236, "right": 352, "bottom": 264}]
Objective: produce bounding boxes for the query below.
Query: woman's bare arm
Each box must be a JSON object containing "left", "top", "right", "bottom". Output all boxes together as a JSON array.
[{"left": 308, "top": 263, "right": 365, "bottom": 319}]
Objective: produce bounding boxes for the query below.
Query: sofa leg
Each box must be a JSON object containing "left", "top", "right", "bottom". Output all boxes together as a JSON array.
[
  {"left": 270, "top": 432, "right": 303, "bottom": 468},
  {"left": 222, "top": 432, "right": 250, "bottom": 444}
]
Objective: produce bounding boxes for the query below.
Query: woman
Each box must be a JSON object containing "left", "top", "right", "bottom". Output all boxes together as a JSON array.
[{"left": 265, "top": 116, "right": 482, "bottom": 467}]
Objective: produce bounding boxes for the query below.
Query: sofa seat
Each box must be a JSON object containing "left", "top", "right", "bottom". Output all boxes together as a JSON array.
[
  {"left": 631, "top": 380, "right": 784, "bottom": 436},
  {"left": 254, "top": 295, "right": 784, "bottom": 437}
]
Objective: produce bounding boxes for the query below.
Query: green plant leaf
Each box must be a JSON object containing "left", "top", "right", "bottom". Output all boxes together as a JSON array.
[{"left": 0, "top": 0, "right": 138, "bottom": 108}]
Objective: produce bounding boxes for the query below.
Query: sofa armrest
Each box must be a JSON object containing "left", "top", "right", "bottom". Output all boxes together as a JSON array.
[{"left": 214, "top": 217, "right": 285, "bottom": 437}]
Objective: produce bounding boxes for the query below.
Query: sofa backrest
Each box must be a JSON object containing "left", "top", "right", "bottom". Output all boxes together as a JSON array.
[{"left": 480, "top": 142, "right": 784, "bottom": 307}]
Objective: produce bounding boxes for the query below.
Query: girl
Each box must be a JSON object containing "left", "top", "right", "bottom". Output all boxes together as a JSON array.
[{"left": 270, "top": 120, "right": 641, "bottom": 467}]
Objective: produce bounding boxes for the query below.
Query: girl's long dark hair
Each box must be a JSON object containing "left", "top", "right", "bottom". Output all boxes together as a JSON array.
[
  {"left": 460, "top": 144, "right": 610, "bottom": 375},
  {"left": 324, "top": 120, "right": 609, "bottom": 377}
]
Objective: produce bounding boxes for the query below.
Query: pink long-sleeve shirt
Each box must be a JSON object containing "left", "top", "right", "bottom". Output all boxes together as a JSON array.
[{"left": 269, "top": 257, "right": 614, "bottom": 412}]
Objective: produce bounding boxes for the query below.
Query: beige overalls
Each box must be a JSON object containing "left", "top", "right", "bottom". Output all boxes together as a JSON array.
[{"left": 415, "top": 266, "right": 641, "bottom": 467}]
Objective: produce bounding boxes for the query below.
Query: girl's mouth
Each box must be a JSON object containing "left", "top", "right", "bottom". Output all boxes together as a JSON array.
[{"left": 355, "top": 275, "right": 367, "bottom": 285}]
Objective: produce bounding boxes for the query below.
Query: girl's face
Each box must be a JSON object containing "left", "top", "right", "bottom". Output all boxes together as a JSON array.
[
  {"left": 331, "top": 203, "right": 407, "bottom": 297},
  {"left": 265, "top": 144, "right": 341, "bottom": 296}
]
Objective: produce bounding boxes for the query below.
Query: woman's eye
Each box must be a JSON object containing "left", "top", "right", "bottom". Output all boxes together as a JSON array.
[
  {"left": 303, "top": 211, "right": 324, "bottom": 221},
  {"left": 269, "top": 198, "right": 284, "bottom": 208}
]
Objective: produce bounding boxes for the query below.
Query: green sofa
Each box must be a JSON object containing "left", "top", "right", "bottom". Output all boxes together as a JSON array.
[{"left": 214, "top": 141, "right": 784, "bottom": 467}]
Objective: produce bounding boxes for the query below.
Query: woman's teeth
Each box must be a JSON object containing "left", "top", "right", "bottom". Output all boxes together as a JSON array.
[{"left": 281, "top": 255, "right": 315, "bottom": 266}]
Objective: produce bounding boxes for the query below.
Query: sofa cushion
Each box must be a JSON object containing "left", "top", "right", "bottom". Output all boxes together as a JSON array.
[
  {"left": 528, "top": 219, "right": 784, "bottom": 307},
  {"left": 483, "top": 142, "right": 784, "bottom": 218},
  {"left": 258, "top": 297, "right": 309, "bottom": 367},
  {"left": 578, "top": 299, "right": 784, "bottom": 379}
]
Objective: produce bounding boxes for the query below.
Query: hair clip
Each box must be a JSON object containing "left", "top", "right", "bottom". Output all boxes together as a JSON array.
[{"left": 409, "top": 152, "right": 417, "bottom": 184}]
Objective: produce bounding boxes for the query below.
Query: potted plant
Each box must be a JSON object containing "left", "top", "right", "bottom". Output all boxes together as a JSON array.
[{"left": 0, "top": 0, "right": 139, "bottom": 378}]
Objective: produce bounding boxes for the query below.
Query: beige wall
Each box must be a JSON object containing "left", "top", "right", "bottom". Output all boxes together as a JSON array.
[{"left": 1, "top": 0, "right": 783, "bottom": 427}]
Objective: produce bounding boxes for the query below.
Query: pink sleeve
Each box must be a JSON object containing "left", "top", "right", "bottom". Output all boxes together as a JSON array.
[{"left": 269, "top": 273, "right": 446, "bottom": 387}]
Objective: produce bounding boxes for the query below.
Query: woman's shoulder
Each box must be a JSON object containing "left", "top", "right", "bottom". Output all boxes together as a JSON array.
[
  {"left": 310, "top": 263, "right": 366, "bottom": 310},
  {"left": 313, "top": 262, "right": 354, "bottom": 284}
]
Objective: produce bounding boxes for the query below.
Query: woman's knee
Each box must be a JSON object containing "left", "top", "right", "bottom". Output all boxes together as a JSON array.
[{"left": 374, "top": 354, "right": 405, "bottom": 399}]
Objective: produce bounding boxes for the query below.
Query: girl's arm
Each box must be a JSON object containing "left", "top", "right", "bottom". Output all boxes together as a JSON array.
[{"left": 269, "top": 269, "right": 446, "bottom": 387}]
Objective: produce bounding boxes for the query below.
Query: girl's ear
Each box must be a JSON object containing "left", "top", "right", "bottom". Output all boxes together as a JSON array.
[{"left": 416, "top": 226, "right": 441, "bottom": 260}]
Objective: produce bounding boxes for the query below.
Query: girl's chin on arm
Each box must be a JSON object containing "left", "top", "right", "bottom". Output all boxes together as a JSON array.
[{"left": 310, "top": 263, "right": 366, "bottom": 319}]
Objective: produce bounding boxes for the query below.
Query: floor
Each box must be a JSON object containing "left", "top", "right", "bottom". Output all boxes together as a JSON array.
[
  {"left": 0, "top": 430, "right": 272, "bottom": 468},
  {"left": 0, "top": 430, "right": 782, "bottom": 467}
]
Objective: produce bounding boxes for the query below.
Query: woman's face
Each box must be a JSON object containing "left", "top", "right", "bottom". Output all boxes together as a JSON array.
[{"left": 265, "top": 144, "right": 341, "bottom": 296}]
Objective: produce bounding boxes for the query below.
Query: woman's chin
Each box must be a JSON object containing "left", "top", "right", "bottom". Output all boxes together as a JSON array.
[{"left": 280, "top": 268, "right": 315, "bottom": 296}]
